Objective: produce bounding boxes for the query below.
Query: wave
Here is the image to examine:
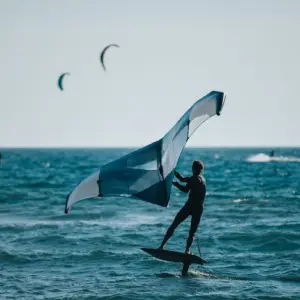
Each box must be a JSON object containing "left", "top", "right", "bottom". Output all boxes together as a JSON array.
[
  {"left": 232, "top": 198, "right": 268, "bottom": 204},
  {"left": 0, "top": 249, "right": 47, "bottom": 264},
  {"left": 278, "top": 275, "right": 300, "bottom": 283},
  {"left": 251, "top": 236, "right": 300, "bottom": 252},
  {"left": 0, "top": 246, "right": 136, "bottom": 265},
  {"left": 0, "top": 217, "right": 159, "bottom": 233},
  {"left": 17, "top": 181, "right": 64, "bottom": 189},
  {"left": 247, "top": 153, "right": 300, "bottom": 163}
]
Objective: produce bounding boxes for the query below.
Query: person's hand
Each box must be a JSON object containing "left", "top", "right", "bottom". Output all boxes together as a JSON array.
[{"left": 174, "top": 170, "right": 182, "bottom": 180}]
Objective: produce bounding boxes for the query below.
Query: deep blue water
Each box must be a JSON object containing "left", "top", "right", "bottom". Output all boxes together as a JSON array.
[{"left": 0, "top": 148, "right": 300, "bottom": 300}]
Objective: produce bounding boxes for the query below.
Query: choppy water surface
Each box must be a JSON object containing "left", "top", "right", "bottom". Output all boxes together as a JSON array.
[{"left": 0, "top": 148, "right": 299, "bottom": 299}]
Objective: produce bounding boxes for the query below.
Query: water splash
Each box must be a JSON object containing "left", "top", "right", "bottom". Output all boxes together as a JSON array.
[{"left": 247, "top": 153, "right": 300, "bottom": 163}]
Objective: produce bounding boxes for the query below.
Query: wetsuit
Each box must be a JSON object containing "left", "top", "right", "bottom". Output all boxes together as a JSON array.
[{"left": 163, "top": 174, "right": 206, "bottom": 251}]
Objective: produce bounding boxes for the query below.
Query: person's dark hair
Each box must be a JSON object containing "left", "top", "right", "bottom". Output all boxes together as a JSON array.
[{"left": 193, "top": 160, "right": 204, "bottom": 174}]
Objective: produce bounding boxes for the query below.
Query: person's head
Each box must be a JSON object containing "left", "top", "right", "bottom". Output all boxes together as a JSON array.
[{"left": 192, "top": 160, "right": 204, "bottom": 175}]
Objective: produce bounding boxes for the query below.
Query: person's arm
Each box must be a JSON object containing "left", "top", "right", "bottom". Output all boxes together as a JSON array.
[
  {"left": 174, "top": 171, "right": 189, "bottom": 183},
  {"left": 172, "top": 180, "right": 190, "bottom": 193}
]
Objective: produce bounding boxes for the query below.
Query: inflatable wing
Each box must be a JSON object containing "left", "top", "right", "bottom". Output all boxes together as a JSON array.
[
  {"left": 100, "top": 44, "right": 120, "bottom": 71},
  {"left": 65, "top": 91, "right": 226, "bottom": 213},
  {"left": 58, "top": 72, "right": 70, "bottom": 91}
]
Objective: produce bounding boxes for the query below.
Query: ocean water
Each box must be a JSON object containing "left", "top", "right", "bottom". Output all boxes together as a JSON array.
[{"left": 0, "top": 148, "right": 300, "bottom": 300}]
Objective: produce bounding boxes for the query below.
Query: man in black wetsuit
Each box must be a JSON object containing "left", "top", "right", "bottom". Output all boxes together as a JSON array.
[{"left": 159, "top": 160, "right": 206, "bottom": 255}]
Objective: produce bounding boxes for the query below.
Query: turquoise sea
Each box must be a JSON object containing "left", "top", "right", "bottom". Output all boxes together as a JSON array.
[{"left": 0, "top": 148, "right": 300, "bottom": 300}]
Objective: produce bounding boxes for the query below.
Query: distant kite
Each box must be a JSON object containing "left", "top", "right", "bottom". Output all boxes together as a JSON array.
[
  {"left": 58, "top": 72, "right": 70, "bottom": 91},
  {"left": 100, "top": 44, "right": 120, "bottom": 71}
]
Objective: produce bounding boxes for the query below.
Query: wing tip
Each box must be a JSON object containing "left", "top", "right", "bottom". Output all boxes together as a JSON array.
[
  {"left": 214, "top": 91, "right": 226, "bottom": 116},
  {"left": 64, "top": 193, "right": 70, "bottom": 214},
  {"left": 64, "top": 204, "right": 69, "bottom": 213}
]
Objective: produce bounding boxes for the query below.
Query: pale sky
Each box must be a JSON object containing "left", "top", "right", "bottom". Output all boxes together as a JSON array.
[{"left": 1, "top": 0, "right": 300, "bottom": 147}]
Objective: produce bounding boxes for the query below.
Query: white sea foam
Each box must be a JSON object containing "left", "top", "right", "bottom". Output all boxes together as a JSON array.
[{"left": 247, "top": 153, "right": 300, "bottom": 163}]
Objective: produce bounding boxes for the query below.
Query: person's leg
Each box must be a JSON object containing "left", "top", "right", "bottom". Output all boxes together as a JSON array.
[
  {"left": 159, "top": 205, "right": 190, "bottom": 249},
  {"left": 185, "top": 210, "right": 202, "bottom": 254}
]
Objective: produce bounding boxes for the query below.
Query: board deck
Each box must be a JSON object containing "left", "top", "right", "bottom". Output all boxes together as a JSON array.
[{"left": 141, "top": 248, "right": 207, "bottom": 265}]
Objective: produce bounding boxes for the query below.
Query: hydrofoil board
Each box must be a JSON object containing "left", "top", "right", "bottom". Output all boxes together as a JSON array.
[{"left": 141, "top": 248, "right": 207, "bottom": 265}]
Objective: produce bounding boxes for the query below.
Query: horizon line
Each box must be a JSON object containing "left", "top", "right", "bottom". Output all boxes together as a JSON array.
[{"left": 1, "top": 145, "right": 300, "bottom": 149}]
